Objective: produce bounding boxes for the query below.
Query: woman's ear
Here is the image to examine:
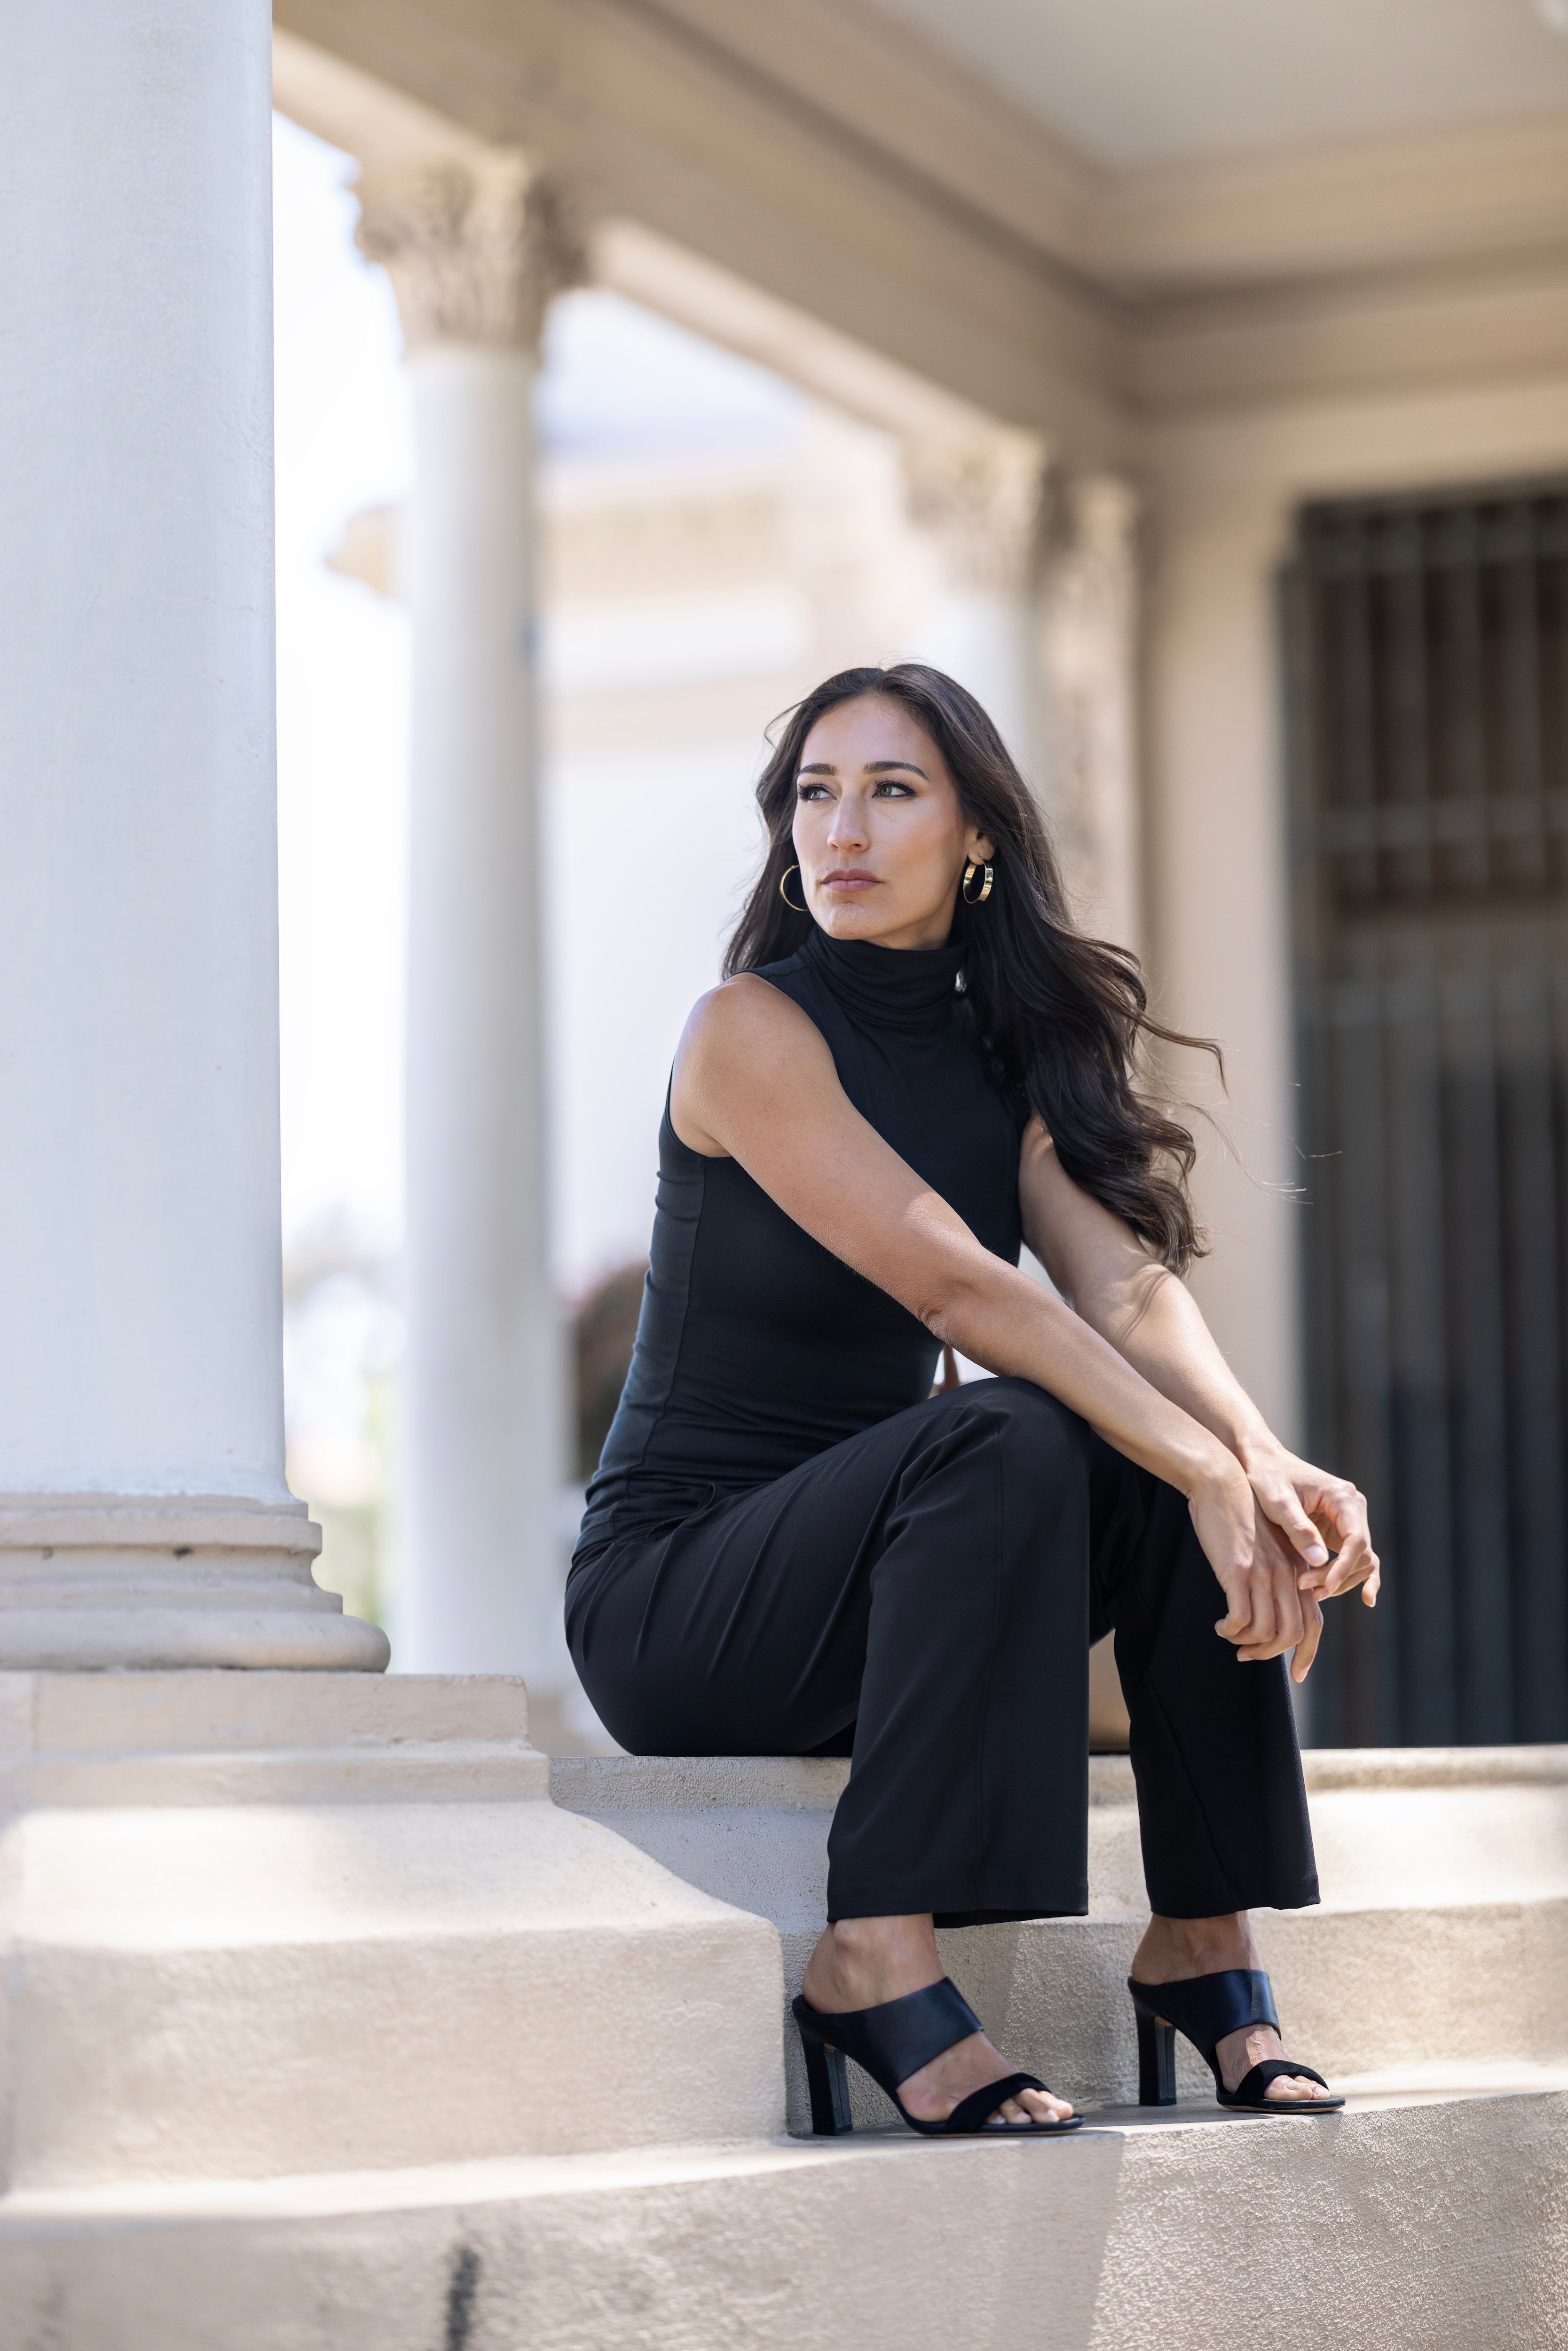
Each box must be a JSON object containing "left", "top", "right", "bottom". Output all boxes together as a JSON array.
[{"left": 966, "top": 829, "right": 996, "bottom": 866}]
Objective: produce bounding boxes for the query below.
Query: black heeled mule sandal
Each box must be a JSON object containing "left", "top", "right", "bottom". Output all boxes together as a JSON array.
[
  {"left": 792, "top": 1977, "right": 1083, "bottom": 2137},
  {"left": 1127, "top": 1969, "right": 1344, "bottom": 2113}
]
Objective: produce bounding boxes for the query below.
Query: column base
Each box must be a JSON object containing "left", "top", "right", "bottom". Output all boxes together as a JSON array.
[{"left": 0, "top": 1497, "right": 389, "bottom": 1671}]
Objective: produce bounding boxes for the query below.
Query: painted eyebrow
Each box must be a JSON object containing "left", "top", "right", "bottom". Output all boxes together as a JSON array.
[{"left": 795, "top": 759, "right": 930, "bottom": 778}]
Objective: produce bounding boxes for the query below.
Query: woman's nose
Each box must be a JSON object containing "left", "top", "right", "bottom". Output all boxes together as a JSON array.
[{"left": 827, "top": 797, "right": 869, "bottom": 851}]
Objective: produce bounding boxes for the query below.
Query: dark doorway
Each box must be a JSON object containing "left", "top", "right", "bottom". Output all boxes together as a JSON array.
[{"left": 1284, "top": 479, "right": 1568, "bottom": 1745}]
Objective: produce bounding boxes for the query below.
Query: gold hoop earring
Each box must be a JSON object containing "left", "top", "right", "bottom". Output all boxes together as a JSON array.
[
  {"left": 779, "top": 865, "right": 808, "bottom": 913},
  {"left": 961, "top": 860, "right": 993, "bottom": 906}
]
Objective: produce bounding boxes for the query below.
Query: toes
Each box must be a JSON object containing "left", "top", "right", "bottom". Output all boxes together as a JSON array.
[
  {"left": 1264, "top": 2074, "right": 1326, "bottom": 2103},
  {"left": 1017, "top": 2088, "right": 1073, "bottom": 2125},
  {"left": 936, "top": 2069, "right": 1077, "bottom": 2130},
  {"left": 987, "top": 2089, "right": 1074, "bottom": 2128}
]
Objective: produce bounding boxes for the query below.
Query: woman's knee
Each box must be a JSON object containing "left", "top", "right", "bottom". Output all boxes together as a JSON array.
[{"left": 951, "top": 1377, "right": 1089, "bottom": 1488}]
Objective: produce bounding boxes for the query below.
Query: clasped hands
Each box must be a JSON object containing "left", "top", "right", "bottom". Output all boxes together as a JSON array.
[{"left": 1190, "top": 1445, "right": 1381, "bottom": 1684}]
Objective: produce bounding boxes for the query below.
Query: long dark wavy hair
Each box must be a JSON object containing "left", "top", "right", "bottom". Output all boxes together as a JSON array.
[{"left": 723, "top": 663, "right": 1218, "bottom": 1272}]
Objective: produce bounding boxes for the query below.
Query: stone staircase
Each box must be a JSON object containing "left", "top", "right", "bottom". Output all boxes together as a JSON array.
[
  {"left": 552, "top": 1744, "right": 1568, "bottom": 2124},
  {"left": 1, "top": 1674, "right": 1564, "bottom": 2350}
]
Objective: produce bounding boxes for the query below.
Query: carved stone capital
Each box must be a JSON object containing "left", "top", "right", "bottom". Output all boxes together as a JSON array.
[
  {"left": 355, "top": 156, "right": 585, "bottom": 355},
  {"left": 1038, "top": 473, "right": 1143, "bottom": 949},
  {"left": 901, "top": 431, "right": 1048, "bottom": 597},
  {"left": 1040, "top": 474, "right": 1139, "bottom": 674}
]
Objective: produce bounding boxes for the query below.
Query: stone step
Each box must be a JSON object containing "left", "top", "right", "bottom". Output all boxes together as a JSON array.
[
  {"left": 0, "top": 1674, "right": 785, "bottom": 2190},
  {"left": 4, "top": 2086, "right": 1563, "bottom": 2351},
  {"left": 551, "top": 1747, "right": 1568, "bottom": 2130}
]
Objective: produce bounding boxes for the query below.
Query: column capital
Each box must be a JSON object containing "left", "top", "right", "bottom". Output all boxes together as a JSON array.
[
  {"left": 901, "top": 430, "right": 1048, "bottom": 598},
  {"left": 355, "top": 156, "right": 585, "bottom": 355},
  {"left": 1039, "top": 469, "right": 1144, "bottom": 952},
  {"left": 1043, "top": 473, "right": 1139, "bottom": 645}
]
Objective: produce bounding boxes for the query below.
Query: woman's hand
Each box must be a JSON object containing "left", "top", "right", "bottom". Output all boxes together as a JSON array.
[
  {"left": 1188, "top": 1459, "right": 1331, "bottom": 1681},
  {"left": 1186, "top": 1461, "right": 1306, "bottom": 1671},
  {"left": 1240, "top": 1442, "right": 1381, "bottom": 1612}
]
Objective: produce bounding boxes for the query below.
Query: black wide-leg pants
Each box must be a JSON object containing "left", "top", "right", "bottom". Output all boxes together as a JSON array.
[{"left": 567, "top": 1379, "right": 1319, "bottom": 1925}]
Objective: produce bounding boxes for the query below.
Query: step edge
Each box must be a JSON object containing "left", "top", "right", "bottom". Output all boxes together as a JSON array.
[{"left": 8, "top": 2082, "right": 1567, "bottom": 2230}]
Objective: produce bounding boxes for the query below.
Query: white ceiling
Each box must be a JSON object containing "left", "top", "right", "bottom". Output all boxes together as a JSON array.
[{"left": 859, "top": 0, "right": 1568, "bottom": 166}]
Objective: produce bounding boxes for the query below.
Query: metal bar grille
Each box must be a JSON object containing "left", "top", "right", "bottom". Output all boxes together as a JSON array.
[{"left": 1284, "top": 479, "right": 1568, "bottom": 1744}]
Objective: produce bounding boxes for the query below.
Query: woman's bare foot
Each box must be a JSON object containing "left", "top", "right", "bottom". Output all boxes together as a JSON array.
[
  {"left": 1130, "top": 1912, "right": 1329, "bottom": 2103},
  {"left": 801, "top": 1914, "right": 1074, "bottom": 2128}
]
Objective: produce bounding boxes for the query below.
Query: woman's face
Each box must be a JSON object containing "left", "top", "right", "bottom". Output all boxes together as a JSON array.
[{"left": 791, "top": 694, "right": 995, "bottom": 951}]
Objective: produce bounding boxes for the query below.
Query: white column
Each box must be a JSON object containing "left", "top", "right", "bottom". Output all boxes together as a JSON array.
[
  {"left": 356, "top": 161, "right": 581, "bottom": 1678},
  {"left": 0, "top": 2, "right": 383, "bottom": 1668},
  {"left": 1038, "top": 475, "right": 1144, "bottom": 954},
  {"left": 901, "top": 433, "right": 1048, "bottom": 778}
]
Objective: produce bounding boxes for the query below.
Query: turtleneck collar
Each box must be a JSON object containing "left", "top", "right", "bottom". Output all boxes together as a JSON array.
[{"left": 802, "top": 923, "right": 963, "bottom": 1034}]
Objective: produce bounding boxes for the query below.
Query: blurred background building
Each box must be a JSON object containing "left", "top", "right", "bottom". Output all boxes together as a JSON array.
[{"left": 269, "top": 0, "right": 1568, "bottom": 1753}]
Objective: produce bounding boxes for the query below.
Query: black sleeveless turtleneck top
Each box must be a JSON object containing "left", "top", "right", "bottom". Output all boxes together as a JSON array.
[{"left": 575, "top": 924, "right": 1024, "bottom": 1556}]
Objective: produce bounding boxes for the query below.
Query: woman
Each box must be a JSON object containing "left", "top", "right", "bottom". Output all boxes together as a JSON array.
[{"left": 568, "top": 663, "right": 1379, "bottom": 2137}]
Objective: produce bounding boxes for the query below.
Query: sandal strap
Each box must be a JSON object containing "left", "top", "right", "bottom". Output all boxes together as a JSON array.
[
  {"left": 1229, "top": 2059, "right": 1331, "bottom": 2106},
  {"left": 796, "top": 1977, "right": 983, "bottom": 2094},
  {"left": 943, "top": 2072, "right": 1048, "bottom": 2133},
  {"left": 1127, "top": 1968, "right": 1279, "bottom": 2068}
]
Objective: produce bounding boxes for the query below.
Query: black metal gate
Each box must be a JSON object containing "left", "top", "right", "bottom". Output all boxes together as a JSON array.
[{"left": 1284, "top": 479, "right": 1568, "bottom": 1745}]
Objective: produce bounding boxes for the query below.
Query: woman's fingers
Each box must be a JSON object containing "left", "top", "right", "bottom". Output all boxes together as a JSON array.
[
  {"left": 1316, "top": 1526, "right": 1378, "bottom": 1601},
  {"left": 1322, "top": 1537, "right": 1373, "bottom": 1598},
  {"left": 1234, "top": 1528, "right": 1307, "bottom": 1660},
  {"left": 1274, "top": 1557, "right": 1304, "bottom": 1653},
  {"left": 1214, "top": 1562, "right": 1264, "bottom": 1644},
  {"left": 1254, "top": 1478, "right": 1329, "bottom": 1568},
  {"left": 1243, "top": 1451, "right": 1383, "bottom": 1620},
  {"left": 1291, "top": 1590, "right": 1324, "bottom": 1682},
  {"left": 1309, "top": 1480, "right": 1374, "bottom": 1595},
  {"left": 1190, "top": 1476, "right": 1261, "bottom": 1644},
  {"left": 1245, "top": 1558, "right": 1281, "bottom": 1649}
]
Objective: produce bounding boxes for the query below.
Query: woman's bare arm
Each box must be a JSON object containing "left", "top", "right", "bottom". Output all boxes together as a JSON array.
[
  {"left": 673, "top": 978, "right": 1301, "bottom": 1661},
  {"left": 1018, "top": 1116, "right": 1379, "bottom": 1670}
]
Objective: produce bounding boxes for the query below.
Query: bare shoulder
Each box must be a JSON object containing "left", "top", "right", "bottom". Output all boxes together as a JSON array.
[
  {"left": 673, "top": 974, "right": 839, "bottom": 1156},
  {"left": 678, "top": 973, "right": 832, "bottom": 1075}
]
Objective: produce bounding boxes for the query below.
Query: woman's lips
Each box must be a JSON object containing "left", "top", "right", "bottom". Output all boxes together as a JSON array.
[{"left": 820, "top": 870, "right": 879, "bottom": 891}]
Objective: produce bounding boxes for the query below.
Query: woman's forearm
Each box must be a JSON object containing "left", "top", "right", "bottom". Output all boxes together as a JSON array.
[
  {"left": 1073, "top": 1265, "right": 1280, "bottom": 1468},
  {"left": 929, "top": 1261, "right": 1246, "bottom": 1503}
]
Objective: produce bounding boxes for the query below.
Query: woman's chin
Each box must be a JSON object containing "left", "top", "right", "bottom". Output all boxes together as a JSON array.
[
  {"left": 816, "top": 899, "right": 955, "bottom": 953},
  {"left": 814, "top": 896, "right": 884, "bottom": 933}
]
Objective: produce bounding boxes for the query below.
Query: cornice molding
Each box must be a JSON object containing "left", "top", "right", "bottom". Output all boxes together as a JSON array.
[
  {"left": 590, "top": 0, "right": 1568, "bottom": 295},
  {"left": 276, "top": 3, "right": 1568, "bottom": 301},
  {"left": 1135, "top": 249, "right": 1568, "bottom": 418},
  {"left": 1103, "top": 109, "right": 1568, "bottom": 293},
  {"left": 273, "top": 7, "right": 1125, "bottom": 451},
  {"left": 593, "top": 218, "right": 1040, "bottom": 451},
  {"left": 272, "top": 26, "right": 488, "bottom": 174},
  {"left": 275, "top": 8, "right": 1568, "bottom": 441},
  {"left": 596, "top": 0, "right": 1100, "bottom": 284}
]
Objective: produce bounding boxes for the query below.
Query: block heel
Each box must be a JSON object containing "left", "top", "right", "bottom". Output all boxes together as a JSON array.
[
  {"left": 792, "top": 1977, "right": 1082, "bottom": 2138},
  {"left": 1127, "top": 1970, "right": 1344, "bottom": 2114},
  {"left": 799, "top": 2022, "right": 854, "bottom": 2135},
  {"left": 1135, "top": 2005, "right": 1177, "bottom": 2106}
]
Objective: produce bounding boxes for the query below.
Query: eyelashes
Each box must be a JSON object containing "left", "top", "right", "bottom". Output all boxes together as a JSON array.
[{"left": 795, "top": 781, "right": 915, "bottom": 801}]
